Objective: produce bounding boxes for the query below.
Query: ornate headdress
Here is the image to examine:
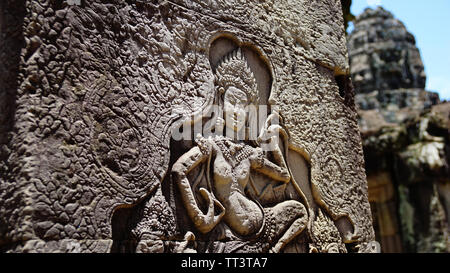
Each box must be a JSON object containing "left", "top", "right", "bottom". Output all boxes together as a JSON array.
[{"left": 215, "top": 48, "right": 259, "bottom": 103}]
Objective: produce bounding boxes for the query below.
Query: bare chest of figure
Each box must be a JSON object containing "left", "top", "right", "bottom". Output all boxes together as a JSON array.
[
  {"left": 212, "top": 148, "right": 263, "bottom": 236},
  {"left": 213, "top": 153, "right": 250, "bottom": 189}
]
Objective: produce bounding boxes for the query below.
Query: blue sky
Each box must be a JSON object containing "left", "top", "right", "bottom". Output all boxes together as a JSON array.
[{"left": 348, "top": 0, "right": 450, "bottom": 100}]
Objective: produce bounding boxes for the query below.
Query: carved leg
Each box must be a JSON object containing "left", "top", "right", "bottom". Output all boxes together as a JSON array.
[
  {"left": 175, "top": 231, "right": 197, "bottom": 253},
  {"left": 271, "top": 217, "right": 307, "bottom": 253},
  {"left": 268, "top": 200, "right": 308, "bottom": 253}
]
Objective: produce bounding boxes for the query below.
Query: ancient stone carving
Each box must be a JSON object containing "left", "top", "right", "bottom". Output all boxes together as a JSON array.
[
  {"left": 129, "top": 38, "right": 378, "bottom": 253},
  {"left": 168, "top": 49, "right": 308, "bottom": 253},
  {"left": 0, "top": 0, "right": 376, "bottom": 253}
]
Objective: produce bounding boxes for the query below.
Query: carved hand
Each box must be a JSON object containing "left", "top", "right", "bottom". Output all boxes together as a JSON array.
[
  {"left": 267, "top": 124, "right": 283, "bottom": 142},
  {"left": 278, "top": 166, "right": 291, "bottom": 182},
  {"left": 258, "top": 124, "right": 284, "bottom": 152},
  {"left": 193, "top": 188, "right": 226, "bottom": 234},
  {"left": 215, "top": 117, "right": 225, "bottom": 134},
  {"left": 258, "top": 111, "right": 284, "bottom": 145}
]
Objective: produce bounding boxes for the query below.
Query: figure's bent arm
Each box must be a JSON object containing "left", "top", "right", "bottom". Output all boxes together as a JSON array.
[
  {"left": 172, "top": 146, "right": 224, "bottom": 234},
  {"left": 250, "top": 145, "right": 291, "bottom": 183},
  {"left": 259, "top": 158, "right": 291, "bottom": 183}
]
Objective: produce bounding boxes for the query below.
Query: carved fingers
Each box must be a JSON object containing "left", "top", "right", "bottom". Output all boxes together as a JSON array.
[
  {"left": 258, "top": 159, "right": 291, "bottom": 183},
  {"left": 265, "top": 112, "right": 281, "bottom": 128},
  {"left": 279, "top": 167, "right": 291, "bottom": 182},
  {"left": 214, "top": 117, "right": 225, "bottom": 134},
  {"left": 274, "top": 164, "right": 291, "bottom": 183},
  {"left": 194, "top": 188, "right": 225, "bottom": 234},
  {"left": 199, "top": 187, "right": 225, "bottom": 218},
  {"left": 258, "top": 113, "right": 286, "bottom": 146}
]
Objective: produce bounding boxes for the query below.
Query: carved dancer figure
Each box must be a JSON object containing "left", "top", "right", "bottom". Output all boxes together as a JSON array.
[{"left": 171, "top": 49, "right": 307, "bottom": 253}]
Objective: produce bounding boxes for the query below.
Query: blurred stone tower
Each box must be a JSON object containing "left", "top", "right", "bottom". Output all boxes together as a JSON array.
[
  {"left": 348, "top": 7, "right": 449, "bottom": 253},
  {"left": 349, "top": 7, "right": 426, "bottom": 93}
]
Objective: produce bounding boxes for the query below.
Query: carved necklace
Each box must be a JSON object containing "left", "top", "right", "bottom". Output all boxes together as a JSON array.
[{"left": 215, "top": 137, "right": 253, "bottom": 167}]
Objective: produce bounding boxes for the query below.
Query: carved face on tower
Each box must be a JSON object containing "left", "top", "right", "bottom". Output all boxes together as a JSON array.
[{"left": 215, "top": 49, "right": 259, "bottom": 135}]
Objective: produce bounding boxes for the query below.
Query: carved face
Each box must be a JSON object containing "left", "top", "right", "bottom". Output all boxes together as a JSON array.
[{"left": 223, "top": 86, "right": 248, "bottom": 132}]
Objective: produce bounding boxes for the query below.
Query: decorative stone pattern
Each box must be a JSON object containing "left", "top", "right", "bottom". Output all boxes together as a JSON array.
[{"left": 0, "top": 0, "right": 375, "bottom": 252}]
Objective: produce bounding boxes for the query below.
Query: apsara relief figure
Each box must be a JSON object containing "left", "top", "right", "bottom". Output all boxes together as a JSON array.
[{"left": 171, "top": 49, "right": 308, "bottom": 253}]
